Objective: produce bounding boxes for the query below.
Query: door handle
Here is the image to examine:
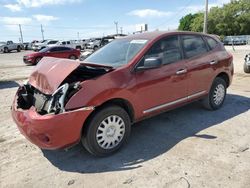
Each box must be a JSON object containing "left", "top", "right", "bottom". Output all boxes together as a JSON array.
[
  {"left": 210, "top": 60, "right": 218, "bottom": 65},
  {"left": 176, "top": 69, "right": 187, "bottom": 75}
]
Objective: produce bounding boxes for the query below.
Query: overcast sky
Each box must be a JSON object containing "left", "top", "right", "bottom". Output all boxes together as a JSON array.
[{"left": 0, "top": 0, "right": 230, "bottom": 42}]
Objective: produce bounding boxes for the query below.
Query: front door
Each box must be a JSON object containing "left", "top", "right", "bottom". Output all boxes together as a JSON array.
[{"left": 134, "top": 35, "right": 188, "bottom": 118}]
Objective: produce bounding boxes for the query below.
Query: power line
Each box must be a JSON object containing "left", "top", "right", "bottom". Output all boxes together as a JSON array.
[
  {"left": 152, "top": 0, "right": 194, "bottom": 29},
  {"left": 2, "top": 23, "right": 114, "bottom": 30}
]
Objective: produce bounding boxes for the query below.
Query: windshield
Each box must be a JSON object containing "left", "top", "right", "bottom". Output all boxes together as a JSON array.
[
  {"left": 48, "top": 41, "right": 58, "bottom": 44},
  {"left": 39, "top": 47, "right": 49, "bottom": 53},
  {"left": 85, "top": 39, "right": 148, "bottom": 67}
]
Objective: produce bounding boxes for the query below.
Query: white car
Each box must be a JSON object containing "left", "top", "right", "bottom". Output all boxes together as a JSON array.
[
  {"left": 32, "top": 40, "right": 59, "bottom": 51},
  {"left": 60, "top": 40, "right": 83, "bottom": 50},
  {"left": 0, "top": 41, "right": 23, "bottom": 53}
]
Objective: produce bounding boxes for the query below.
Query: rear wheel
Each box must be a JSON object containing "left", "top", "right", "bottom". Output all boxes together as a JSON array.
[
  {"left": 202, "top": 77, "right": 227, "bottom": 110},
  {"left": 244, "top": 61, "right": 250, "bottom": 73},
  {"left": 82, "top": 105, "right": 131, "bottom": 156},
  {"left": 69, "top": 55, "right": 77, "bottom": 60}
]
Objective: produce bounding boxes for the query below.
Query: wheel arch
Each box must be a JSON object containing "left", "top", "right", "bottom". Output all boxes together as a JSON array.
[
  {"left": 215, "top": 72, "right": 230, "bottom": 88},
  {"left": 81, "top": 98, "right": 135, "bottom": 137}
]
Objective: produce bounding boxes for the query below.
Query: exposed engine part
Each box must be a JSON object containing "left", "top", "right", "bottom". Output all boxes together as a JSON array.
[
  {"left": 16, "top": 64, "right": 110, "bottom": 115},
  {"left": 47, "top": 83, "right": 69, "bottom": 114},
  {"left": 62, "top": 64, "right": 111, "bottom": 84},
  {"left": 17, "top": 82, "right": 81, "bottom": 115}
]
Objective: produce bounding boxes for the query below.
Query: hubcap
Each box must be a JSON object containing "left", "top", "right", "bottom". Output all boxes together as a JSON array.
[
  {"left": 96, "top": 115, "right": 125, "bottom": 150},
  {"left": 213, "top": 84, "right": 225, "bottom": 105}
]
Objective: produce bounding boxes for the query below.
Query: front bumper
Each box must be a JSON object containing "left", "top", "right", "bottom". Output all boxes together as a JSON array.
[
  {"left": 23, "top": 56, "right": 35, "bottom": 64},
  {"left": 11, "top": 94, "right": 94, "bottom": 150}
]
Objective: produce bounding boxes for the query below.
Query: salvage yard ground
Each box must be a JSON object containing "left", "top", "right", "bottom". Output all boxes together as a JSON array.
[{"left": 0, "top": 46, "right": 250, "bottom": 188}]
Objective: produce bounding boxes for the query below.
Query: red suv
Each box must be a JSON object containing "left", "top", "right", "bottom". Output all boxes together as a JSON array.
[
  {"left": 12, "top": 31, "right": 233, "bottom": 156},
  {"left": 23, "top": 46, "right": 80, "bottom": 65}
]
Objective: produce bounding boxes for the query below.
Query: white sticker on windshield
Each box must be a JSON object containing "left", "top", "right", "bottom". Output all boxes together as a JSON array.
[{"left": 130, "top": 40, "right": 147, "bottom": 44}]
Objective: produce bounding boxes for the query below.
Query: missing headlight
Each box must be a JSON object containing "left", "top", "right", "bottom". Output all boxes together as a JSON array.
[{"left": 47, "top": 83, "right": 69, "bottom": 114}]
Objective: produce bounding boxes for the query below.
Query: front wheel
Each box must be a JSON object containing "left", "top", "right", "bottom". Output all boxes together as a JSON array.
[
  {"left": 4, "top": 47, "right": 9, "bottom": 53},
  {"left": 202, "top": 77, "right": 227, "bottom": 110},
  {"left": 35, "top": 57, "right": 42, "bottom": 65},
  {"left": 17, "top": 46, "right": 21, "bottom": 52},
  {"left": 82, "top": 105, "right": 131, "bottom": 156}
]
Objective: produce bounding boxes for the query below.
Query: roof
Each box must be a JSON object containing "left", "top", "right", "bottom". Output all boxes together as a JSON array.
[{"left": 123, "top": 31, "right": 216, "bottom": 41}]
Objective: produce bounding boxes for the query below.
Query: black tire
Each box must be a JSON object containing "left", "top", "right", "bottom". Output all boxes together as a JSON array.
[
  {"left": 93, "top": 46, "right": 98, "bottom": 51},
  {"left": 244, "top": 62, "right": 250, "bottom": 73},
  {"left": 35, "top": 57, "right": 42, "bottom": 65},
  {"left": 82, "top": 105, "right": 131, "bottom": 157},
  {"left": 202, "top": 77, "right": 227, "bottom": 110},
  {"left": 76, "top": 46, "right": 81, "bottom": 51},
  {"left": 17, "top": 46, "right": 21, "bottom": 52},
  {"left": 69, "top": 55, "right": 77, "bottom": 60},
  {"left": 4, "top": 47, "right": 9, "bottom": 53}
]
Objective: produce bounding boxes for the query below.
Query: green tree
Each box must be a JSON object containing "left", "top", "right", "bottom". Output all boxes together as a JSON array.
[
  {"left": 178, "top": 13, "right": 198, "bottom": 31},
  {"left": 178, "top": 0, "right": 250, "bottom": 35}
]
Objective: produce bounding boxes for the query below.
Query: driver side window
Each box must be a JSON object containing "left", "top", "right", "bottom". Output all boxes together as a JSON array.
[{"left": 142, "top": 35, "right": 182, "bottom": 66}]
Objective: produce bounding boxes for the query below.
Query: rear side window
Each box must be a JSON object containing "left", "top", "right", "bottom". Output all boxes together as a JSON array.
[
  {"left": 205, "top": 36, "right": 218, "bottom": 50},
  {"left": 145, "top": 35, "right": 182, "bottom": 65},
  {"left": 182, "top": 35, "right": 208, "bottom": 59}
]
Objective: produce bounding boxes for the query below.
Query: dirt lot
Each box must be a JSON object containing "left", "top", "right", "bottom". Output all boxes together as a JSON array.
[{"left": 0, "top": 46, "right": 250, "bottom": 188}]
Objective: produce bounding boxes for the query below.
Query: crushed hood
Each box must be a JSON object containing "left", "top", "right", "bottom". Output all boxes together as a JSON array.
[{"left": 29, "top": 57, "right": 80, "bottom": 95}]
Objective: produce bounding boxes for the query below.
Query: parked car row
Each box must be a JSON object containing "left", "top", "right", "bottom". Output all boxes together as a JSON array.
[
  {"left": 0, "top": 41, "right": 23, "bottom": 53},
  {"left": 223, "top": 35, "right": 250, "bottom": 45},
  {"left": 23, "top": 46, "right": 81, "bottom": 65}
]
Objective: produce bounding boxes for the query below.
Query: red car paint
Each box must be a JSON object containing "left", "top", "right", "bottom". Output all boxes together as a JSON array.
[
  {"left": 23, "top": 46, "right": 81, "bottom": 65},
  {"left": 29, "top": 57, "right": 80, "bottom": 94},
  {"left": 12, "top": 31, "right": 233, "bottom": 150}
]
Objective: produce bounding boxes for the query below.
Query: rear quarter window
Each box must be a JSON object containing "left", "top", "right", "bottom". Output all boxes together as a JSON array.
[
  {"left": 182, "top": 35, "right": 208, "bottom": 59},
  {"left": 205, "top": 36, "right": 218, "bottom": 50}
]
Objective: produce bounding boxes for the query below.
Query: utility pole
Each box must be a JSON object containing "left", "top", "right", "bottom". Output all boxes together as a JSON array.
[
  {"left": 41, "top": 24, "right": 44, "bottom": 40},
  {"left": 19, "top": 24, "right": 23, "bottom": 43},
  {"left": 77, "top": 32, "right": 80, "bottom": 40},
  {"left": 120, "top": 27, "right": 123, "bottom": 34},
  {"left": 203, "top": 0, "right": 208, "bottom": 33},
  {"left": 114, "top": 21, "right": 118, "bottom": 34}
]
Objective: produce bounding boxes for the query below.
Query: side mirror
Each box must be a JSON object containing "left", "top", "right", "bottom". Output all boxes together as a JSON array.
[{"left": 137, "top": 57, "right": 162, "bottom": 71}]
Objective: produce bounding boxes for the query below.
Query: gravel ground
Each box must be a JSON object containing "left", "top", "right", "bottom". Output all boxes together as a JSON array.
[{"left": 0, "top": 46, "right": 250, "bottom": 188}]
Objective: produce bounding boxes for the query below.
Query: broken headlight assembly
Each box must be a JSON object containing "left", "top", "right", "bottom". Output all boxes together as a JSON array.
[{"left": 16, "top": 82, "right": 81, "bottom": 115}]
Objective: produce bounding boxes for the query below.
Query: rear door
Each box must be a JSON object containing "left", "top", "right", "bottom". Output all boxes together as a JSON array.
[
  {"left": 47, "top": 47, "right": 70, "bottom": 58},
  {"left": 181, "top": 34, "right": 215, "bottom": 97},
  {"left": 134, "top": 35, "right": 188, "bottom": 116}
]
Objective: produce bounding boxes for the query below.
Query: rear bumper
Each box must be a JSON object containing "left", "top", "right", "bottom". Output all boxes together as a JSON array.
[{"left": 11, "top": 94, "right": 93, "bottom": 150}]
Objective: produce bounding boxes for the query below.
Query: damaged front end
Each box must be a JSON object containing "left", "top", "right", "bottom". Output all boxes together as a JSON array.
[
  {"left": 15, "top": 57, "right": 112, "bottom": 115},
  {"left": 16, "top": 82, "right": 81, "bottom": 115},
  {"left": 11, "top": 57, "right": 112, "bottom": 149}
]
